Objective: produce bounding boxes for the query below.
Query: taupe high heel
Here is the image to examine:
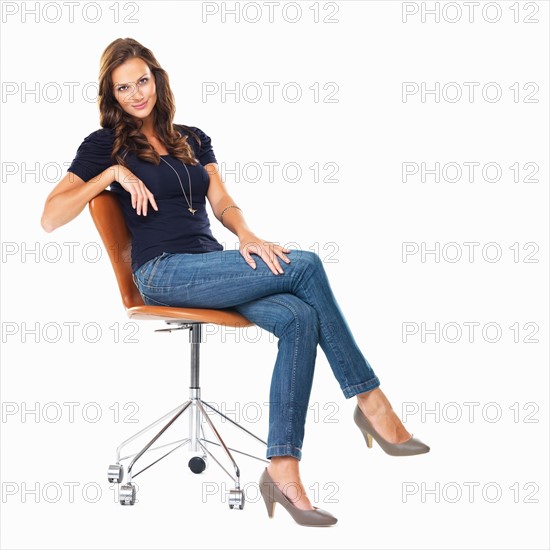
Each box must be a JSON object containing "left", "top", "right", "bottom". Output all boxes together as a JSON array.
[
  {"left": 354, "top": 405, "right": 430, "bottom": 456},
  {"left": 258, "top": 468, "right": 337, "bottom": 526}
]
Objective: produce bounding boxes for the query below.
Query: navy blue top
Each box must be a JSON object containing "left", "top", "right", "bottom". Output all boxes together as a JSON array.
[{"left": 67, "top": 125, "right": 224, "bottom": 272}]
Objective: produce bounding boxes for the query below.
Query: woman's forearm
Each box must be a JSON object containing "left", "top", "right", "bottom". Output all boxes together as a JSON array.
[
  {"left": 214, "top": 199, "right": 256, "bottom": 240},
  {"left": 41, "top": 167, "right": 117, "bottom": 233}
]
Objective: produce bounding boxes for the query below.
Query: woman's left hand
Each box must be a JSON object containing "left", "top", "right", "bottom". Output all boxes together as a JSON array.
[{"left": 239, "top": 233, "right": 291, "bottom": 275}]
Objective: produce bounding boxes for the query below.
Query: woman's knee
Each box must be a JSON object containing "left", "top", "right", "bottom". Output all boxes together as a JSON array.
[
  {"left": 287, "top": 298, "right": 320, "bottom": 337},
  {"left": 269, "top": 295, "right": 320, "bottom": 338},
  {"left": 291, "top": 249, "right": 324, "bottom": 277}
]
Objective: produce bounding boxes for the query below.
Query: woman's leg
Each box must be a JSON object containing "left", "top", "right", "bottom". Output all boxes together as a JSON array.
[{"left": 233, "top": 293, "right": 320, "bottom": 510}]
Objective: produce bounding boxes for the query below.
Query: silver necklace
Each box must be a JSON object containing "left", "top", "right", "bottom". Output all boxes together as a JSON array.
[{"left": 159, "top": 155, "right": 197, "bottom": 215}]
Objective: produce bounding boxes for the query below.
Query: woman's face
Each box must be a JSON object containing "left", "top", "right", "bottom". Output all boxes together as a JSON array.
[{"left": 111, "top": 57, "right": 157, "bottom": 121}]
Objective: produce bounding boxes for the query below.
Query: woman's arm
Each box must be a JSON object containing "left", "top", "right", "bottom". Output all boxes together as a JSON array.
[
  {"left": 41, "top": 165, "right": 158, "bottom": 232},
  {"left": 205, "top": 163, "right": 290, "bottom": 275}
]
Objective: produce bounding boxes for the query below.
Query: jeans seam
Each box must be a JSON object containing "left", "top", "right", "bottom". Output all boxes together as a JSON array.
[
  {"left": 142, "top": 294, "right": 172, "bottom": 306},
  {"left": 139, "top": 263, "right": 280, "bottom": 291}
]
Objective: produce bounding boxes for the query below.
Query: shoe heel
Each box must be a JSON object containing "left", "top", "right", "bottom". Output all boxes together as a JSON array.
[
  {"left": 364, "top": 432, "right": 373, "bottom": 448},
  {"left": 259, "top": 484, "right": 276, "bottom": 518}
]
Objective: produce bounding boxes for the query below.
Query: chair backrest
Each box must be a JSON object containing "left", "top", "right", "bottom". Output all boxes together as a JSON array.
[{"left": 88, "top": 190, "right": 144, "bottom": 309}]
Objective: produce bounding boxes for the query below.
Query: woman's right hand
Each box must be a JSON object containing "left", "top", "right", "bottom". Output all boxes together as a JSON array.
[{"left": 113, "top": 164, "right": 158, "bottom": 216}]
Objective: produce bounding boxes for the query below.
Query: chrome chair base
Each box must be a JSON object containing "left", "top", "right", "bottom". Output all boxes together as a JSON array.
[{"left": 107, "top": 323, "right": 268, "bottom": 507}]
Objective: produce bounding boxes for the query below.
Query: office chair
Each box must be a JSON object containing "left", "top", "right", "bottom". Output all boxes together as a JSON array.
[{"left": 88, "top": 190, "right": 268, "bottom": 508}]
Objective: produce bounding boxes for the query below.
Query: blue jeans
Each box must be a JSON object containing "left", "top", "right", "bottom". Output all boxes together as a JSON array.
[{"left": 132, "top": 249, "right": 380, "bottom": 460}]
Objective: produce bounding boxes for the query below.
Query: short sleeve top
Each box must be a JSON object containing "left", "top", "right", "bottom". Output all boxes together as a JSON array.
[{"left": 67, "top": 125, "right": 223, "bottom": 272}]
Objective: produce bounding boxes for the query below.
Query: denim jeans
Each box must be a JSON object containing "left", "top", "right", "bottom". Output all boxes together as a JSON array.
[{"left": 132, "top": 249, "right": 380, "bottom": 460}]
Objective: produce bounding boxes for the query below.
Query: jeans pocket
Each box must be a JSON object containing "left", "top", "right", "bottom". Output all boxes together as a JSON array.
[
  {"left": 140, "top": 252, "right": 171, "bottom": 287},
  {"left": 138, "top": 255, "right": 159, "bottom": 285}
]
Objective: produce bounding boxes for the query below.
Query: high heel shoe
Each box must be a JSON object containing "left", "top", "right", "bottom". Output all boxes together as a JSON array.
[
  {"left": 258, "top": 467, "right": 337, "bottom": 526},
  {"left": 354, "top": 405, "right": 430, "bottom": 456}
]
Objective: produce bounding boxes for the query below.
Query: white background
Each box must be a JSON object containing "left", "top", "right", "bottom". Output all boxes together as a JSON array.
[{"left": 1, "top": 1, "right": 548, "bottom": 548}]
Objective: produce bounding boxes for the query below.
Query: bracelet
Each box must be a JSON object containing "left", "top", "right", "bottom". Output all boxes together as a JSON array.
[{"left": 220, "top": 204, "right": 242, "bottom": 227}]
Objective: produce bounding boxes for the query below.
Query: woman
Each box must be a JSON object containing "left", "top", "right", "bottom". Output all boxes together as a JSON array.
[{"left": 41, "top": 37, "right": 429, "bottom": 526}]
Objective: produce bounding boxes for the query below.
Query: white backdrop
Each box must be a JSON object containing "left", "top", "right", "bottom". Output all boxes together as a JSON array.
[{"left": 1, "top": 1, "right": 548, "bottom": 549}]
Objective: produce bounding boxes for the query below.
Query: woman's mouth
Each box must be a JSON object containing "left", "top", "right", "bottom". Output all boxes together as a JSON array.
[{"left": 132, "top": 100, "right": 148, "bottom": 110}]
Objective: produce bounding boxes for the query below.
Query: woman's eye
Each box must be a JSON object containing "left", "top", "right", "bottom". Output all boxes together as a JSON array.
[
  {"left": 117, "top": 85, "right": 128, "bottom": 92},
  {"left": 139, "top": 78, "right": 148, "bottom": 85}
]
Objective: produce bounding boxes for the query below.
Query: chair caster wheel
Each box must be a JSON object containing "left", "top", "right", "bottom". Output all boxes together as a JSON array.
[
  {"left": 228, "top": 489, "right": 245, "bottom": 510},
  {"left": 119, "top": 483, "right": 136, "bottom": 505},
  {"left": 188, "top": 456, "right": 207, "bottom": 474},
  {"left": 107, "top": 464, "right": 124, "bottom": 484}
]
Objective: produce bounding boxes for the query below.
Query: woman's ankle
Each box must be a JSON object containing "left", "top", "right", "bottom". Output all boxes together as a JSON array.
[
  {"left": 266, "top": 457, "right": 313, "bottom": 510},
  {"left": 356, "top": 388, "right": 412, "bottom": 442},
  {"left": 268, "top": 456, "right": 300, "bottom": 474},
  {"left": 357, "top": 387, "right": 392, "bottom": 417}
]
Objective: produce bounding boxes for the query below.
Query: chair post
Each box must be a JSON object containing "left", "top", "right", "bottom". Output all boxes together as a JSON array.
[
  {"left": 189, "top": 324, "right": 202, "bottom": 452},
  {"left": 189, "top": 324, "right": 202, "bottom": 388}
]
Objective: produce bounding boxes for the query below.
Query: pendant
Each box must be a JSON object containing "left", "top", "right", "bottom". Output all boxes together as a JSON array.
[{"left": 188, "top": 208, "right": 197, "bottom": 215}]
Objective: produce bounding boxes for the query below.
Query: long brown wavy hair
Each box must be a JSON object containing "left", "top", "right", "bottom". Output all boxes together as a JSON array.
[{"left": 98, "top": 37, "right": 200, "bottom": 166}]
